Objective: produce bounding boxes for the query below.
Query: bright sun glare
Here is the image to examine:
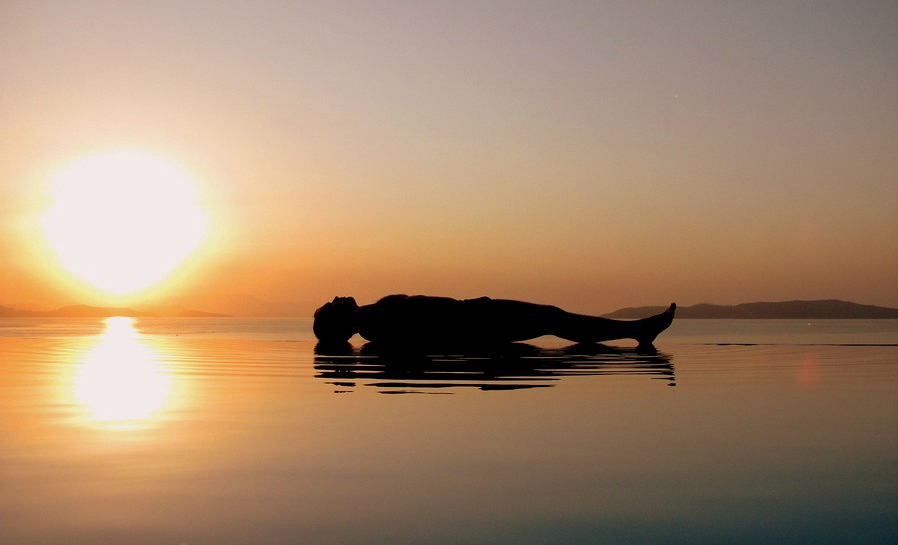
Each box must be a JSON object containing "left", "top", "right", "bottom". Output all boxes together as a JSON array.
[{"left": 41, "top": 151, "right": 207, "bottom": 294}]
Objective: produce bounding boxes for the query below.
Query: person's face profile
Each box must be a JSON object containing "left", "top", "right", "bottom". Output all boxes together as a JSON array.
[
  {"left": 330, "top": 296, "right": 357, "bottom": 310},
  {"left": 313, "top": 296, "right": 358, "bottom": 342}
]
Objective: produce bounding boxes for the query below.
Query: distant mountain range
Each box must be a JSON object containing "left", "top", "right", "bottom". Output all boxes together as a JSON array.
[
  {"left": 3, "top": 299, "right": 897, "bottom": 319},
  {"left": 0, "top": 304, "right": 229, "bottom": 318},
  {"left": 603, "top": 300, "right": 898, "bottom": 319}
]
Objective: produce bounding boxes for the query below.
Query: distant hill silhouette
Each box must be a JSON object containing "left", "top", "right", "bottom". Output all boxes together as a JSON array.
[
  {"left": 4, "top": 299, "right": 896, "bottom": 320},
  {"left": 603, "top": 300, "right": 898, "bottom": 319},
  {"left": 0, "top": 304, "right": 228, "bottom": 318}
]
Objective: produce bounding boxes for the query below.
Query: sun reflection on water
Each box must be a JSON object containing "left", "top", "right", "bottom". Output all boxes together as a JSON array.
[{"left": 72, "top": 317, "right": 173, "bottom": 430}]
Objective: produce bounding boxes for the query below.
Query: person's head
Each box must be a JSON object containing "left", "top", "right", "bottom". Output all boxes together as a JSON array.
[{"left": 313, "top": 296, "right": 359, "bottom": 343}]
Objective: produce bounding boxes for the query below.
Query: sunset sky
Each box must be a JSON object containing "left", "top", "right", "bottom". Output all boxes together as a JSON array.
[{"left": 2, "top": 1, "right": 896, "bottom": 316}]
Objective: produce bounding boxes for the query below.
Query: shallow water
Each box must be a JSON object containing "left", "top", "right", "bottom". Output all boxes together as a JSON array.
[{"left": 1, "top": 318, "right": 896, "bottom": 544}]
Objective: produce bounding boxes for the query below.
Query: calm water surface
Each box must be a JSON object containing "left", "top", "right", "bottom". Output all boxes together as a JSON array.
[{"left": 1, "top": 318, "right": 896, "bottom": 544}]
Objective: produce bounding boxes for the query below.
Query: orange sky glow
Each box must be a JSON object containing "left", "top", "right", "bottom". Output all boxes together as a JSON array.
[{"left": 1, "top": 1, "right": 896, "bottom": 316}]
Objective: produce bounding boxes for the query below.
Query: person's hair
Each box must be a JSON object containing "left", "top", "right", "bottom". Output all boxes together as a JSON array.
[{"left": 313, "top": 299, "right": 356, "bottom": 343}]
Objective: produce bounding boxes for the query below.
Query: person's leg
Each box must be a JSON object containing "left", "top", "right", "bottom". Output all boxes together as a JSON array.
[
  {"left": 461, "top": 298, "right": 565, "bottom": 342},
  {"left": 552, "top": 303, "right": 676, "bottom": 346},
  {"left": 462, "top": 298, "right": 675, "bottom": 346}
]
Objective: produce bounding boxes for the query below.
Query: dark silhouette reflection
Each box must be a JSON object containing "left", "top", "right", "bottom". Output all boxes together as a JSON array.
[{"left": 314, "top": 341, "right": 675, "bottom": 393}]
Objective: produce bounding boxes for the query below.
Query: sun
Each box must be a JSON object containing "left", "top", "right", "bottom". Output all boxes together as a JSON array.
[{"left": 41, "top": 151, "right": 208, "bottom": 294}]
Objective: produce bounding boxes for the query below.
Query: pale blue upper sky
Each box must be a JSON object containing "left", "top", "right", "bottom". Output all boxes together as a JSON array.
[{"left": 1, "top": 1, "right": 896, "bottom": 314}]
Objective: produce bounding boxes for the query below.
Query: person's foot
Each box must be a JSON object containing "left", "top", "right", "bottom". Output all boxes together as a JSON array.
[{"left": 635, "top": 303, "right": 676, "bottom": 348}]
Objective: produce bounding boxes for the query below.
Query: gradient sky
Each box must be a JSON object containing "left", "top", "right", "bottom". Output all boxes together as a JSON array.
[{"left": 2, "top": 0, "right": 896, "bottom": 315}]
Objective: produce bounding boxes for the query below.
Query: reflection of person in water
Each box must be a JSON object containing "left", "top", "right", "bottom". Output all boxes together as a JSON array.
[
  {"left": 313, "top": 295, "right": 675, "bottom": 348},
  {"left": 315, "top": 342, "right": 676, "bottom": 391}
]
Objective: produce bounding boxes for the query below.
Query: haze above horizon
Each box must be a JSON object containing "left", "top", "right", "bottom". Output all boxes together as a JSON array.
[{"left": 1, "top": 1, "right": 896, "bottom": 316}]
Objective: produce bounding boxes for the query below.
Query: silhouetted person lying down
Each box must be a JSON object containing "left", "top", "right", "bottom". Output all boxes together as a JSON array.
[{"left": 313, "top": 295, "right": 675, "bottom": 348}]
